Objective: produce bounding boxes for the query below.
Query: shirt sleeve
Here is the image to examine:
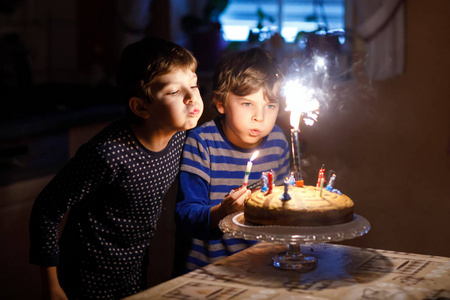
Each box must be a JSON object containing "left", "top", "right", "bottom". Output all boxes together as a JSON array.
[
  {"left": 176, "top": 171, "right": 223, "bottom": 240},
  {"left": 273, "top": 127, "right": 291, "bottom": 185},
  {"left": 277, "top": 141, "right": 291, "bottom": 185},
  {"left": 175, "top": 130, "right": 223, "bottom": 240},
  {"left": 29, "top": 143, "right": 111, "bottom": 266}
]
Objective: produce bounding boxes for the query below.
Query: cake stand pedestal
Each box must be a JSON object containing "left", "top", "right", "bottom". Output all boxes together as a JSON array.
[{"left": 219, "top": 212, "right": 370, "bottom": 272}]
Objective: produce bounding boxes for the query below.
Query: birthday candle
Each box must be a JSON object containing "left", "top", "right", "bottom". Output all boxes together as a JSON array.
[
  {"left": 281, "top": 177, "right": 291, "bottom": 201},
  {"left": 267, "top": 171, "right": 273, "bottom": 194},
  {"left": 319, "top": 177, "right": 325, "bottom": 197},
  {"left": 316, "top": 165, "right": 325, "bottom": 187},
  {"left": 325, "top": 174, "right": 336, "bottom": 191},
  {"left": 243, "top": 151, "right": 259, "bottom": 187},
  {"left": 261, "top": 172, "right": 268, "bottom": 192}
]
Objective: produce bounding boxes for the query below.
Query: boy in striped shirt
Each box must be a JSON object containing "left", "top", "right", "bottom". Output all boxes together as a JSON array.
[{"left": 174, "top": 47, "right": 290, "bottom": 274}]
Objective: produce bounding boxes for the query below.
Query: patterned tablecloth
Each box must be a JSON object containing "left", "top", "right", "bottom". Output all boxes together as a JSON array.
[{"left": 126, "top": 243, "right": 450, "bottom": 300}]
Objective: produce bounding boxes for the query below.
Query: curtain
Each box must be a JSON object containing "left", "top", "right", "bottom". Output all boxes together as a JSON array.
[{"left": 355, "top": 0, "right": 405, "bottom": 80}]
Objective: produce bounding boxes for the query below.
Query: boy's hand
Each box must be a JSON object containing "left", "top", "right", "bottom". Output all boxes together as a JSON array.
[
  {"left": 210, "top": 186, "right": 251, "bottom": 227},
  {"left": 221, "top": 186, "right": 251, "bottom": 214},
  {"left": 41, "top": 266, "right": 68, "bottom": 300}
]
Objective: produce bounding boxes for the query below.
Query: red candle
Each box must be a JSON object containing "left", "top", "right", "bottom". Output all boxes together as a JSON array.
[
  {"left": 268, "top": 171, "right": 273, "bottom": 194},
  {"left": 316, "top": 165, "right": 325, "bottom": 187}
]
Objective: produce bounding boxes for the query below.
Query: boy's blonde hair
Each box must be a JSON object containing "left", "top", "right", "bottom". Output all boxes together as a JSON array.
[
  {"left": 117, "top": 37, "right": 198, "bottom": 120},
  {"left": 211, "top": 47, "right": 284, "bottom": 112}
]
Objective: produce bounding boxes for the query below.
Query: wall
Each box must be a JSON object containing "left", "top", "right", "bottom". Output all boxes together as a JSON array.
[
  {"left": 0, "top": 175, "right": 53, "bottom": 299},
  {"left": 298, "top": 0, "right": 450, "bottom": 257},
  {"left": 0, "top": 0, "right": 78, "bottom": 84}
]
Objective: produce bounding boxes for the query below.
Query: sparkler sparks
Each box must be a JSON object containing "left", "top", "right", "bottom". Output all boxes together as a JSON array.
[
  {"left": 284, "top": 80, "right": 320, "bottom": 130},
  {"left": 283, "top": 59, "right": 323, "bottom": 183}
]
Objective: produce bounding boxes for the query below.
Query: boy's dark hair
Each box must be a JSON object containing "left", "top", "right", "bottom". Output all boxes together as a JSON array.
[
  {"left": 211, "top": 47, "right": 284, "bottom": 112},
  {"left": 117, "top": 37, "right": 198, "bottom": 119}
]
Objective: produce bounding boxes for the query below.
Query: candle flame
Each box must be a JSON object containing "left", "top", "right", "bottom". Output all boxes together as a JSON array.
[
  {"left": 284, "top": 79, "right": 320, "bottom": 129},
  {"left": 250, "top": 150, "right": 259, "bottom": 162}
]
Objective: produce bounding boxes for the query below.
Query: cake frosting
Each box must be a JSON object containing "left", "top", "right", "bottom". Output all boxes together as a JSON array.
[{"left": 244, "top": 185, "right": 354, "bottom": 226}]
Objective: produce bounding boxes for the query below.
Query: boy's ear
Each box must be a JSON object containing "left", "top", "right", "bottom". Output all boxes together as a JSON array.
[
  {"left": 129, "top": 97, "right": 151, "bottom": 119},
  {"left": 215, "top": 100, "right": 225, "bottom": 114}
]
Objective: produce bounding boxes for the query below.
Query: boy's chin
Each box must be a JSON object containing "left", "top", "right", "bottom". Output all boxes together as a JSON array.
[
  {"left": 237, "top": 138, "right": 264, "bottom": 149},
  {"left": 181, "top": 120, "right": 200, "bottom": 131}
]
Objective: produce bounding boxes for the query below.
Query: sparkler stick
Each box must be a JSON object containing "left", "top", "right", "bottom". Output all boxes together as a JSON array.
[{"left": 290, "top": 128, "right": 303, "bottom": 184}]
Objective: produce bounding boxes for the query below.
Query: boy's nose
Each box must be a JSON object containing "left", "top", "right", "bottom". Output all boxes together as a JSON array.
[
  {"left": 183, "top": 92, "right": 196, "bottom": 104},
  {"left": 252, "top": 108, "right": 264, "bottom": 122}
]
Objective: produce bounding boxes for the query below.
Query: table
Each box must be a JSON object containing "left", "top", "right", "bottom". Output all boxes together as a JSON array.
[{"left": 126, "top": 243, "right": 450, "bottom": 300}]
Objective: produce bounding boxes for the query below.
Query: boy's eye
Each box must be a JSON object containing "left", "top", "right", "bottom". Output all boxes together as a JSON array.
[
  {"left": 267, "top": 104, "right": 277, "bottom": 109},
  {"left": 167, "top": 90, "right": 179, "bottom": 95},
  {"left": 242, "top": 102, "right": 252, "bottom": 107},
  {"left": 191, "top": 85, "right": 199, "bottom": 89}
]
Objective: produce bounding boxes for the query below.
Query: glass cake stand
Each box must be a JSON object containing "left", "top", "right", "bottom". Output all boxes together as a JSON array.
[{"left": 219, "top": 212, "right": 370, "bottom": 272}]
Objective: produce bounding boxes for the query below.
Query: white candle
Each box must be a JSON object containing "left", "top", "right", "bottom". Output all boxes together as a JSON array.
[{"left": 243, "top": 151, "right": 259, "bottom": 187}]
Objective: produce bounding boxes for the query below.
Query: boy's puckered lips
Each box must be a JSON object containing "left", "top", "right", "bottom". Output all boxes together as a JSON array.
[
  {"left": 249, "top": 129, "right": 261, "bottom": 136},
  {"left": 189, "top": 107, "right": 202, "bottom": 116}
]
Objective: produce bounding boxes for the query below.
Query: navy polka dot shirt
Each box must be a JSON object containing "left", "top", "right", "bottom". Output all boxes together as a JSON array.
[{"left": 29, "top": 119, "right": 185, "bottom": 298}]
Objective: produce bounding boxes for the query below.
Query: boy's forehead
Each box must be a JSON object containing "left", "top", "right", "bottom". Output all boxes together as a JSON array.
[
  {"left": 154, "top": 69, "right": 197, "bottom": 84},
  {"left": 229, "top": 89, "right": 278, "bottom": 103}
]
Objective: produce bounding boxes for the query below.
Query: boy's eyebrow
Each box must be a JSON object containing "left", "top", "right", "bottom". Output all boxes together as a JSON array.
[
  {"left": 235, "top": 97, "right": 280, "bottom": 105},
  {"left": 152, "top": 72, "right": 198, "bottom": 89},
  {"left": 150, "top": 80, "right": 170, "bottom": 91}
]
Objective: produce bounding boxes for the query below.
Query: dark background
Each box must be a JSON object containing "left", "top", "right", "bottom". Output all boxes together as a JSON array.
[{"left": 1, "top": 0, "right": 449, "bottom": 298}]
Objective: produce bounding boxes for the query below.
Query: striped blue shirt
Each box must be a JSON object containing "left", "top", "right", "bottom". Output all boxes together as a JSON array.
[{"left": 175, "top": 117, "right": 290, "bottom": 273}]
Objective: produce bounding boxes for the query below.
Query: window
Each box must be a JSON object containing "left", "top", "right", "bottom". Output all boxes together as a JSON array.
[{"left": 219, "top": 0, "right": 347, "bottom": 42}]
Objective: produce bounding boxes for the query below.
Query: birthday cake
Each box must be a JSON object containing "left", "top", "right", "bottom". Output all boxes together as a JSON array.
[{"left": 244, "top": 185, "right": 354, "bottom": 226}]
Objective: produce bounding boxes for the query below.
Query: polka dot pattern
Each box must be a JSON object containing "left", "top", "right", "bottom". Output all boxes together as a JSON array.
[{"left": 29, "top": 119, "right": 186, "bottom": 298}]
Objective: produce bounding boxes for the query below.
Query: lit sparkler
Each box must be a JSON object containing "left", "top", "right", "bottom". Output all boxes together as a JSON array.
[{"left": 284, "top": 79, "right": 320, "bottom": 185}]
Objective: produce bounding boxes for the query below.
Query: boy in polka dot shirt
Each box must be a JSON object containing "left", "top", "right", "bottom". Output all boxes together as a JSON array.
[{"left": 29, "top": 37, "right": 203, "bottom": 299}]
